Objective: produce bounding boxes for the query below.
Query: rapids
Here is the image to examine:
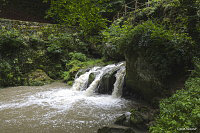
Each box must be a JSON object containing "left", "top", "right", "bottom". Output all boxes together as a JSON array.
[{"left": 0, "top": 62, "right": 134, "bottom": 133}]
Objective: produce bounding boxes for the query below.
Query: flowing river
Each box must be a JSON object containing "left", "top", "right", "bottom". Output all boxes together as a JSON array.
[
  {"left": 0, "top": 63, "right": 134, "bottom": 133},
  {"left": 0, "top": 83, "right": 133, "bottom": 133}
]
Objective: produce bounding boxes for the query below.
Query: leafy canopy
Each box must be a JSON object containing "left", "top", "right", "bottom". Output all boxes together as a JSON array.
[{"left": 43, "top": 0, "right": 123, "bottom": 35}]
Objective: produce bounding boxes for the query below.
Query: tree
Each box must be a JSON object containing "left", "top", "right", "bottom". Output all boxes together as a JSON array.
[{"left": 44, "top": 0, "right": 123, "bottom": 35}]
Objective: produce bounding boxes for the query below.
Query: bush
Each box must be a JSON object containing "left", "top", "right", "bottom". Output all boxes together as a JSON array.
[
  {"left": 150, "top": 59, "right": 200, "bottom": 133},
  {"left": 0, "top": 60, "right": 23, "bottom": 87},
  {"left": 0, "top": 27, "right": 27, "bottom": 56},
  {"left": 102, "top": 19, "right": 131, "bottom": 60},
  {"left": 69, "top": 52, "right": 87, "bottom": 62},
  {"left": 47, "top": 33, "right": 89, "bottom": 55},
  {"left": 103, "top": 20, "right": 195, "bottom": 79},
  {"left": 62, "top": 52, "right": 104, "bottom": 84}
]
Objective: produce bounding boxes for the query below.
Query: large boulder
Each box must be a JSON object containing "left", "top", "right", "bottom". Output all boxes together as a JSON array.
[
  {"left": 125, "top": 53, "right": 162, "bottom": 101},
  {"left": 114, "top": 106, "right": 155, "bottom": 131},
  {"left": 125, "top": 51, "right": 187, "bottom": 102},
  {"left": 97, "top": 71, "right": 116, "bottom": 94},
  {"left": 25, "top": 69, "right": 53, "bottom": 86}
]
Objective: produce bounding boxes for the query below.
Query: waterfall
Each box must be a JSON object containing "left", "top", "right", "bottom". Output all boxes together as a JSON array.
[
  {"left": 71, "top": 67, "right": 100, "bottom": 91},
  {"left": 112, "top": 66, "right": 126, "bottom": 98},
  {"left": 71, "top": 62, "right": 126, "bottom": 97},
  {"left": 85, "top": 64, "right": 116, "bottom": 96}
]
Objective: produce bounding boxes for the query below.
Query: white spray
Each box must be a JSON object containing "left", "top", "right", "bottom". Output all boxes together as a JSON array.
[{"left": 112, "top": 65, "right": 126, "bottom": 98}]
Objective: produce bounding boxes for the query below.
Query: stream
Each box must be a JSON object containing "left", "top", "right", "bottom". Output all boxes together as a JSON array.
[{"left": 0, "top": 82, "right": 134, "bottom": 133}]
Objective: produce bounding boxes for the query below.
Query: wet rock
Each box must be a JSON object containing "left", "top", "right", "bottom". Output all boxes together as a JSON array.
[
  {"left": 115, "top": 114, "right": 127, "bottom": 125},
  {"left": 75, "top": 68, "right": 90, "bottom": 79},
  {"left": 87, "top": 73, "right": 95, "bottom": 88},
  {"left": 114, "top": 106, "right": 155, "bottom": 130},
  {"left": 98, "top": 125, "right": 135, "bottom": 133},
  {"left": 97, "top": 71, "right": 116, "bottom": 94},
  {"left": 125, "top": 54, "right": 162, "bottom": 101},
  {"left": 115, "top": 112, "right": 132, "bottom": 127},
  {"left": 130, "top": 109, "right": 145, "bottom": 128},
  {"left": 125, "top": 50, "right": 187, "bottom": 102}
]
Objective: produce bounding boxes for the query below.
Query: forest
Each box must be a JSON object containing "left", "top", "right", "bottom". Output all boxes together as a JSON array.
[{"left": 0, "top": 0, "right": 199, "bottom": 133}]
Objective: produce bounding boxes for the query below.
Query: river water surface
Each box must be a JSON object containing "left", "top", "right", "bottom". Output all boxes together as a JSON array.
[{"left": 0, "top": 82, "right": 134, "bottom": 133}]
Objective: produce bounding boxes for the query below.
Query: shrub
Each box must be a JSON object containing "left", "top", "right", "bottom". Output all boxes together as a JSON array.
[
  {"left": 47, "top": 33, "right": 89, "bottom": 55},
  {"left": 62, "top": 52, "right": 104, "bottom": 84},
  {"left": 69, "top": 52, "right": 87, "bottom": 62},
  {"left": 102, "top": 19, "right": 131, "bottom": 60},
  {"left": 0, "top": 60, "right": 24, "bottom": 87},
  {"left": 103, "top": 20, "right": 195, "bottom": 79},
  {"left": 0, "top": 27, "right": 27, "bottom": 55},
  {"left": 150, "top": 59, "right": 200, "bottom": 133}
]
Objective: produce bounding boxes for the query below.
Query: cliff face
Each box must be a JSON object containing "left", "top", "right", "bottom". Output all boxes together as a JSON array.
[
  {"left": 0, "top": 0, "right": 50, "bottom": 23},
  {"left": 125, "top": 49, "right": 188, "bottom": 102},
  {"left": 125, "top": 50, "right": 162, "bottom": 101}
]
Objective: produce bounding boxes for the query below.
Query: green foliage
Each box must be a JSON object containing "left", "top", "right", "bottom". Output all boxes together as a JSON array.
[
  {"left": 150, "top": 59, "right": 200, "bottom": 133},
  {"left": 62, "top": 52, "right": 104, "bottom": 83},
  {"left": 104, "top": 20, "right": 195, "bottom": 79},
  {"left": 120, "top": 0, "right": 199, "bottom": 44},
  {"left": 102, "top": 19, "right": 131, "bottom": 60},
  {"left": 44, "top": 0, "right": 125, "bottom": 35},
  {"left": 69, "top": 52, "right": 87, "bottom": 62},
  {"left": 0, "top": 60, "right": 23, "bottom": 87},
  {"left": 0, "top": 60, "right": 13, "bottom": 86},
  {"left": 190, "top": 58, "right": 200, "bottom": 78},
  {"left": 147, "top": 0, "right": 199, "bottom": 40},
  {"left": 0, "top": 28, "right": 27, "bottom": 87},
  {"left": 26, "top": 69, "right": 53, "bottom": 86},
  {"left": 0, "top": 24, "right": 85, "bottom": 87},
  {"left": 0, "top": 27, "right": 27, "bottom": 55},
  {"left": 47, "top": 32, "right": 89, "bottom": 55}
]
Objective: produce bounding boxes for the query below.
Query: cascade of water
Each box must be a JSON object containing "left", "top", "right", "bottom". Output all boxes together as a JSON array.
[
  {"left": 75, "top": 69, "right": 85, "bottom": 79},
  {"left": 85, "top": 64, "right": 116, "bottom": 96},
  {"left": 71, "top": 62, "right": 126, "bottom": 97},
  {"left": 71, "top": 67, "right": 100, "bottom": 91},
  {"left": 112, "top": 65, "right": 126, "bottom": 98}
]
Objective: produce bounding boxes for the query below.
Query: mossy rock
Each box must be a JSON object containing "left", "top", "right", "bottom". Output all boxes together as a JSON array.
[
  {"left": 75, "top": 68, "right": 90, "bottom": 79},
  {"left": 26, "top": 69, "right": 53, "bottom": 86},
  {"left": 114, "top": 106, "right": 154, "bottom": 130},
  {"left": 130, "top": 109, "right": 144, "bottom": 125},
  {"left": 67, "top": 81, "right": 73, "bottom": 86},
  {"left": 98, "top": 125, "right": 135, "bottom": 133},
  {"left": 115, "top": 114, "right": 127, "bottom": 125},
  {"left": 87, "top": 72, "right": 96, "bottom": 88},
  {"left": 125, "top": 53, "right": 163, "bottom": 101},
  {"left": 114, "top": 113, "right": 132, "bottom": 127}
]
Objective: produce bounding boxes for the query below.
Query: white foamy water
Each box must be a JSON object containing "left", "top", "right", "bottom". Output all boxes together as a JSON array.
[
  {"left": 0, "top": 82, "right": 134, "bottom": 133},
  {"left": 71, "top": 67, "right": 100, "bottom": 91},
  {"left": 112, "top": 65, "right": 126, "bottom": 98},
  {"left": 83, "top": 62, "right": 125, "bottom": 96}
]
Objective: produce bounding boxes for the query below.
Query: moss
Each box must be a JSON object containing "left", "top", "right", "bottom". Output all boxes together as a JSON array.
[
  {"left": 67, "top": 81, "right": 73, "bottom": 86},
  {"left": 130, "top": 109, "right": 144, "bottom": 125},
  {"left": 64, "top": 52, "right": 107, "bottom": 82},
  {"left": 26, "top": 69, "right": 53, "bottom": 86}
]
